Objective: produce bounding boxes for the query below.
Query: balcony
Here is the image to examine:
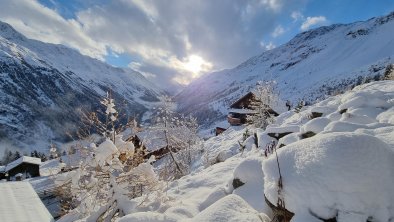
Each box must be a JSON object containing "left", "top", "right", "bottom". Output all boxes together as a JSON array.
[{"left": 227, "top": 115, "right": 242, "bottom": 126}]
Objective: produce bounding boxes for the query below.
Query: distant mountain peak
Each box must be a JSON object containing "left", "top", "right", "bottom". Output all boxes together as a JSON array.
[{"left": 0, "top": 21, "right": 26, "bottom": 41}]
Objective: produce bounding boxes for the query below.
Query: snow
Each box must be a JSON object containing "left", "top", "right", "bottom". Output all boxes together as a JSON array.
[
  {"left": 263, "top": 132, "right": 394, "bottom": 222},
  {"left": 191, "top": 194, "right": 270, "bottom": 222},
  {"left": 231, "top": 157, "right": 271, "bottom": 214},
  {"left": 377, "top": 107, "right": 394, "bottom": 124},
  {"left": 137, "top": 130, "right": 167, "bottom": 152},
  {"left": 300, "top": 117, "right": 331, "bottom": 133},
  {"left": 277, "top": 133, "right": 300, "bottom": 147},
  {"left": 265, "top": 125, "right": 300, "bottom": 134},
  {"left": 5, "top": 156, "right": 41, "bottom": 172},
  {"left": 0, "top": 181, "right": 54, "bottom": 222},
  {"left": 117, "top": 212, "right": 178, "bottom": 222},
  {"left": 115, "top": 134, "right": 135, "bottom": 153},
  {"left": 215, "top": 120, "right": 230, "bottom": 129},
  {"left": 228, "top": 108, "right": 257, "bottom": 114},
  {"left": 95, "top": 139, "right": 118, "bottom": 166},
  {"left": 54, "top": 80, "right": 394, "bottom": 222}
]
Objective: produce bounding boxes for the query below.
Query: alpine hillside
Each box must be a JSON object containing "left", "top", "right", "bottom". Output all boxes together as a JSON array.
[
  {"left": 176, "top": 11, "right": 394, "bottom": 127},
  {"left": 0, "top": 21, "right": 164, "bottom": 152}
]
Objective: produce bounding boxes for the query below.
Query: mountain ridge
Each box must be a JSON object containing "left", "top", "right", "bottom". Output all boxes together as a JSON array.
[{"left": 0, "top": 21, "right": 164, "bottom": 152}]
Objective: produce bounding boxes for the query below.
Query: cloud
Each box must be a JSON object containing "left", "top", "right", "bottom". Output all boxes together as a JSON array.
[
  {"left": 301, "top": 16, "right": 327, "bottom": 31},
  {"left": 271, "top": 25, "right": 285, "bottom": 37},
  {"left": 291, "top": 11, "right": 304, "bottom": 22},
  {"left": 0, "top": 0, "right": 106, "bottom": 60},
  {"left": 260, "top": 41, "right": 276, "bottom": 50},
  {"left": 0, "top": 0, "right": 307, "bottom": 89}
]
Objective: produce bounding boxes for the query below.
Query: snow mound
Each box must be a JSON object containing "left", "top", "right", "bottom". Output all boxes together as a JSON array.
[
  {"left": 277, "top": 133, "right": 300, "bottom": 147},
  {"left": 191, "top": 194, "right": 270, "bottom": 222},
  {"left": 265, "top": 125, "right": 300, "bottom": 134},
  {"left": 117, "top": 212, "right": 178, "bottom": 222},
  {"left": 377, "top": 107, "right": 394, "bottom": 124},
  {"left": 263, "top": 132, "right": 394, "bottom": 222},
  {"left": 231, "top": 157, "right": 271, "bottom": 213},
  {"left": 300, "top": 117, "right": 331, "bottom": 134}
]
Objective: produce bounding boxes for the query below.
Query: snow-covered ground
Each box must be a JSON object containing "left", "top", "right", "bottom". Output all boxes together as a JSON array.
[{"left": 56, "top": 80, "right": 394, "bottom": 221}]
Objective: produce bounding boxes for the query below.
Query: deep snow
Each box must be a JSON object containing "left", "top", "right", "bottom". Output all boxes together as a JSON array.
[{"left": 54, "top": 80, "right": 394, "bottom": 222}]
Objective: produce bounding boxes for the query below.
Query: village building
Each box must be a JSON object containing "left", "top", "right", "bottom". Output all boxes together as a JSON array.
[
  {"left": 136, "top": 131, "right": 168, "bottom": 159},
  {"left": 215, "top": 121, "right": 230, "bottom": 136},
  {"left": 227, "top": 92, "right": 278, "bottom": 126},
  {"left": 4, "top": 156, "right": 41, "bottom": 181},
  {"left": 0, "top": 165, "right": 6, "bottom": 180},
  {"left": 0, "top": 181, "right": 54, "bottom": 222}
]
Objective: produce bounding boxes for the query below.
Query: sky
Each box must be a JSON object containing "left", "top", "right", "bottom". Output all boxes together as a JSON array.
[{"left": 0, "top": 0, "right": 393, "bottom": 91}]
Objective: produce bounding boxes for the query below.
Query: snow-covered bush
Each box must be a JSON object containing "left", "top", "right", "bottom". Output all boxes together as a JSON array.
[
  {"left": 58, "top": 139, "right": 162, "bottom": 221},
  {"left": 55, "top": 94, "right": 162, "bottom": 221},
  {"left": 263, "top": 132, "right": 394, "bottom": 222}
]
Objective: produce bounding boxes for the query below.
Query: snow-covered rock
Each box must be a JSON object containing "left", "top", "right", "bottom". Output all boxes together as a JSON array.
[
  {"left": 191, "top": 194, "right": 270, "bottom": 222},
  {"left": 263, "top": 132, "right": 394, "bottom": 222},
  {"left": 231, "top": 157, "right": 271, "bottom": 214},
  {"left": 300, "top": 117, "right": 331, "bottom": 134}
]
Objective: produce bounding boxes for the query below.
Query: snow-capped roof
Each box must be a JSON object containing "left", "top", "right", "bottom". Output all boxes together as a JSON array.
[
  {"left": 5, "top": 156, "right": 41, "bottom": 172},
  {"left": 228, "top": 108, "right": 257, "bottom": 114},
  {"left": 0, "top": 165, "right": 5, "bottom": 172},
  {"left": 216, "top": 120, "right": 230, "bottom": 129},
  {"left": 0, "top": 181, "right": 54, "bottom": 222},
  {"left": 137, "top": 131, "right": 167, "bottom": 151}
]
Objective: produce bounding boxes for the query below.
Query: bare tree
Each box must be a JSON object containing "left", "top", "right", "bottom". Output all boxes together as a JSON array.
[{"left": 150, "top": 96, "right": 201, "bottom": 180}]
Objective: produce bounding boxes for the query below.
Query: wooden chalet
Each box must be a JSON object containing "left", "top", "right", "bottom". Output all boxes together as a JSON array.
[
  {"left": 0, "top": 166, "right": 5, "bottom": 180},
  {"left": 4, "top": 156, "right": 41, "bottom": 181},
  {"left": 215, "top": 121, "right": 230, "bottom": 136},
  {"left": 227, "top": 92, "right": 279, "bottom": 126}
]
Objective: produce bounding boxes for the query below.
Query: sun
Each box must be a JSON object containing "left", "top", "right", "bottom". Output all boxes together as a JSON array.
[{"left": 183, "top": 55, "right": 212, "bottom": 77}]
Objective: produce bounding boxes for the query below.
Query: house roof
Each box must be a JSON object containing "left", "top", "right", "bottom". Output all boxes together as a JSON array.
[
  {"left": 5, "top": 156, "right": 41, "bottom": 172},
  {"left": 228, "top": 108, "right": 258, "bottom": 114},
  {"left": 137, "top": 130, "right": 167, "bottom": 151},
  {"left": 216, "top": 120, "right": 230, "bottom": 129},
  {"left": 0, "top": 181, "right": 54, "bottom": 222},
  {"left": 0, "top": 166, "right": 5, "bottom": 173},
  {"left": 229, "top": 92, "right": 255, "bottom": 109}
]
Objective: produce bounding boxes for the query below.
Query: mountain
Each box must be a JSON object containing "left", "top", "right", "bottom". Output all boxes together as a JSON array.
[
  {"left": 176, "top": 12, "right": 394, "bottom": 127},
  {"left": 0, "top": 21, "right": 164, "bottom": 152}
]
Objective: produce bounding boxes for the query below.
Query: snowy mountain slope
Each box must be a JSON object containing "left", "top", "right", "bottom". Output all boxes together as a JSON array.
[
  {"left": 0, "top": 21, "right": 164, "bottom": 151},
  {"left": 57, "top": 80, "right": 394, "bottom": 222},
  {"left": 176, "top": 12, "right": 394, "bottom": 127}
]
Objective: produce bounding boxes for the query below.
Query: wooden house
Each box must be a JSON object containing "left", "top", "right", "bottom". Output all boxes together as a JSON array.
[
  {"left": 227, "top": 92, "right": 279, "bottom": 126},
  {"left": 0, "top": 166, "right": 6, "bottom": 180},
  {"left": 4, "top": 156, "right": 41, "bottom": 181},
  {"left": 215, "top": 121, "right": 230, "bottom": 136}
]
